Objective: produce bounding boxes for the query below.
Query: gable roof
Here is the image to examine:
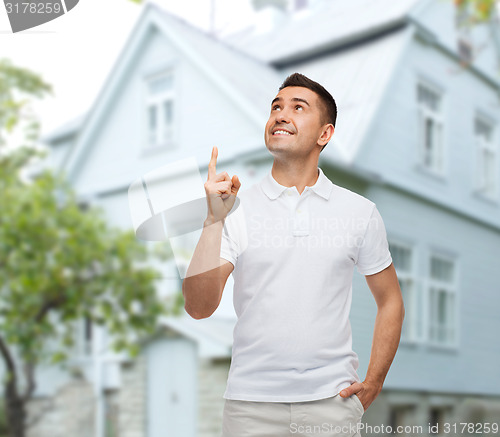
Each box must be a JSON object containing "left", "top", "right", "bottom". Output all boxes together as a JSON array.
[
  {"left": 154, "top": 6, "right": 281, "bottom": 120},
  {"left": 60, "top": 2, "right": 281, "bottom": 183},
  {"left": 52, "top": 1, "right": 416, "bottom": 179},
  {"left": 43, "top": 1, "right": 426, "bottom": 151},
  {"left": 50, "top": 0, "right": 500, "bottom": 181},
  {"left": 55, "top": 0, "right": 500, "bottom": 182}
]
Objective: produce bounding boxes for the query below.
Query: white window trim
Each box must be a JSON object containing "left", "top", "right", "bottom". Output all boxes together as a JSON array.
[
  {"left": 142, "top": 67, "right": 178, "bottom": 153},
  {"left": 70, "top": 316, "right": 93, "bottom": 359},
  {"left": 415, "top": 78, "right": 447, "bottom": 180},
  {"left": 425, "top": 249, "right": 459, "bottom": 350},
  {"left": 473, "top": 113, "right": 498, "bottom": 202}
]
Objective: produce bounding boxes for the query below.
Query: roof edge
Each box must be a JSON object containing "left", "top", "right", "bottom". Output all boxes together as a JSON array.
[{"left": 271, "top": 18, "right": 409, "bottom": 68}]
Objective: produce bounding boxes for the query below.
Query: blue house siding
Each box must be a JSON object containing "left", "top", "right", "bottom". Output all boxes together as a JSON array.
[
  {"left": 350, "top": 183, "right": 500, "bottom": 396},
  {"left": 356, "top": 36, "right": 500, "bottom": 229}
]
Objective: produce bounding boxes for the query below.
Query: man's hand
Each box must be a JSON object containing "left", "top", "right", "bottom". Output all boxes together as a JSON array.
[
  {"left": 339, "top": 380, "right": 383, "bottom": 412},
  {"left": 204, "top": 146, "right": 241, "bottom": 225}
]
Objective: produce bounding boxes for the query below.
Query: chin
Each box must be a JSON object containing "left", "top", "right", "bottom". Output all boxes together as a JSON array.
[{"left": 266, "top": 142, "right": 287, "bottom": 153}]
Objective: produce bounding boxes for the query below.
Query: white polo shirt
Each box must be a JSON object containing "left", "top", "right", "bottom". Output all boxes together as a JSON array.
[{"left": 220, "top": 166, "right": 392, "bottom": 402}]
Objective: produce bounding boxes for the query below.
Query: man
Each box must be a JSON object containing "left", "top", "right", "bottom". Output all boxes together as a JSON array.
[{"left": 182, "top": 73, "right": 405, "bottom": 437}]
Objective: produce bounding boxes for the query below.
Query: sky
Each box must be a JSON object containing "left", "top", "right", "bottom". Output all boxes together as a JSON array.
[{"left": 0, "top": 0, "right": 255, "bottom": 138}]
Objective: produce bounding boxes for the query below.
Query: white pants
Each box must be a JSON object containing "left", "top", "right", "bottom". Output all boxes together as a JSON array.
[{"left": 222, "top": 393, "right": 365, "bottom": 437}]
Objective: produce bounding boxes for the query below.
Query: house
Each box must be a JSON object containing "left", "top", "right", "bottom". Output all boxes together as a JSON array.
[{"left": 34, "top": 0, "right": 500, "bottom": 436}]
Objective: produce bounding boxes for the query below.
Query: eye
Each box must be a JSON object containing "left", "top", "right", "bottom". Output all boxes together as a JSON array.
[
  {"left": 272, "top": 104, "right": 280, "bottom": 111},
  {"left": 295, "top": 105, "right": 303, "bottom": 111}
]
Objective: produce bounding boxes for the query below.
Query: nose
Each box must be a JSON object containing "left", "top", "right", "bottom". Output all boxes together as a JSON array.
[{"left": 276, "top": 108, "right": 291, "bottom": 123}]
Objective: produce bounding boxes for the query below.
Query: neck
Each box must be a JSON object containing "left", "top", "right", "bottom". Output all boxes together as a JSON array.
[{"left": 271, "top": 160, "right": 320, "bottom": 195}]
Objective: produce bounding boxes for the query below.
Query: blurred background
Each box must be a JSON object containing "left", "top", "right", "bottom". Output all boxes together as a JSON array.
[{"left": 1, "top": 0, "right": 500, "bottom": 436}]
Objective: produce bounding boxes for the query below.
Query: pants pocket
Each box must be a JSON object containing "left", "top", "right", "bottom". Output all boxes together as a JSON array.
[{"left": 350, "top": 394, "right": 365, "bottom": 416}]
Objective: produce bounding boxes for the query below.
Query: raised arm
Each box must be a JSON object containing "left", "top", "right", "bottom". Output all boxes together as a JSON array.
[{"left": 182, "top": 146, "right": 241, "bottom": 319}]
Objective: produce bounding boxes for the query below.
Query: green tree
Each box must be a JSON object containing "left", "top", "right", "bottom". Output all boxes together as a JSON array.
[
  {"left": 0, "top": 58, "right": 51, "bottom": 149},
  {"left": 0, "top": 59, "right": 182, "bottom": 437}
]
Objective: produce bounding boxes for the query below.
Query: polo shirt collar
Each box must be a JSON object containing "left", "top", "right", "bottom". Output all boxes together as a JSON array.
[{"left": 261, "top": 167, "right": 333, "bottom": 201}]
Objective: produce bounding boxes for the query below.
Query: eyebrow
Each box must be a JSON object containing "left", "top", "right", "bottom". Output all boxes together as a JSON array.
[{"left": 271, "top": 97, "right": 310, "bottom": 107}]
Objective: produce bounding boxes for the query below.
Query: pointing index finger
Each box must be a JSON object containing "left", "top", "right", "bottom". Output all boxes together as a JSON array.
[{"left": 208, "top": 146, "right": 217, "bottom": 180}]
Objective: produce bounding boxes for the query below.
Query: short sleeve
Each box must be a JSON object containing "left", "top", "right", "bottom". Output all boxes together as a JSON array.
[
  {"left": 355, "top": 205, "right": 392, "bottom": 275},
  {"left": 220, "top": 200, "right": 247, "bottom": 267},
  {"left": 220, "top": 219, "right": 238, "bottom": 267}
]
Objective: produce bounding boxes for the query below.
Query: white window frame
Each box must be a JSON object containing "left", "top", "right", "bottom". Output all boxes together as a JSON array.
[
  {"left": 388, "top": 238, "right": 421, "bottom": 344},
  {"left": 425, "top": 251, "right": 459, "bottom": 349},
  {"left": 474, "top": 114, "right": 498, "bottom": 200},
  {"left": 143, "top": 69, "right": 176, "bottom": 151},
  {"left": 416, "top": 80, "right": 446, "bottom": 177}
]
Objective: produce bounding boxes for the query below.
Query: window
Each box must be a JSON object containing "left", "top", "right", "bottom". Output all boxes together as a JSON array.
[
  {"left": 428, "top": 255, "right": 457, "bottom": 346},
  {"left": 145, "top": 71, "right": 175, "bottom": 148},
  {"left": 474, "top": 117, "right": 498, "bottom": 199},
  {"left": 429, "top": 406, "right": 453, "bottom": 431},
  {"left": 83, "top": 315, "right": 93, "bottom": 355},
  {"left": 74, "top": 316, "right": 93, "bottom": 356},
  {"left": 389, "top": 241, "right": 420, "bottom": 342},
  {"left": 417, "top": 82, "right": 444, "bottom": 174},
  {"left": 389, "top": 405, "right": 416, "bottom": 432}
]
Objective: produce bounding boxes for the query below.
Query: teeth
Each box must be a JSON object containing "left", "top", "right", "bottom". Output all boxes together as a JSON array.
[{"left": 274, "top": 130, "right": 292, "bottom": 135}]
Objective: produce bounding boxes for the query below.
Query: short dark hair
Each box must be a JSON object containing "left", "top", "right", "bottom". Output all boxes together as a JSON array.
[{"left": 278, "top": 73, "right": 337, "bottom": 151}]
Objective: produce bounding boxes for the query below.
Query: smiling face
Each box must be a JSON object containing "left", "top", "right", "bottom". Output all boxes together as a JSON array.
[{"left": 264, "top": 86, "right": 334, "bottom": 158}]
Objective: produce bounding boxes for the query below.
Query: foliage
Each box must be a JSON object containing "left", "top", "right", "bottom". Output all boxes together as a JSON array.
[
  {"left": 453, "top": 0, "right": 499, "bottom": 23},
  {"left": 0, "top": 149, "right": 177, "bottom": 364},
  {"left": 0, "top": 57, "right": 182, "bottom": 437},
  {"left": 0, "top": 58, "right": 52, "bottom": 149},
  {"left": 0, "top": 56, "right": 178, "bottom": 369}
]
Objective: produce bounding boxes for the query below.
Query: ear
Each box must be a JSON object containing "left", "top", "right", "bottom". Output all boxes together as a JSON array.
[{"left": 318, "top": 124, "right": 334, "bottom": 146}]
